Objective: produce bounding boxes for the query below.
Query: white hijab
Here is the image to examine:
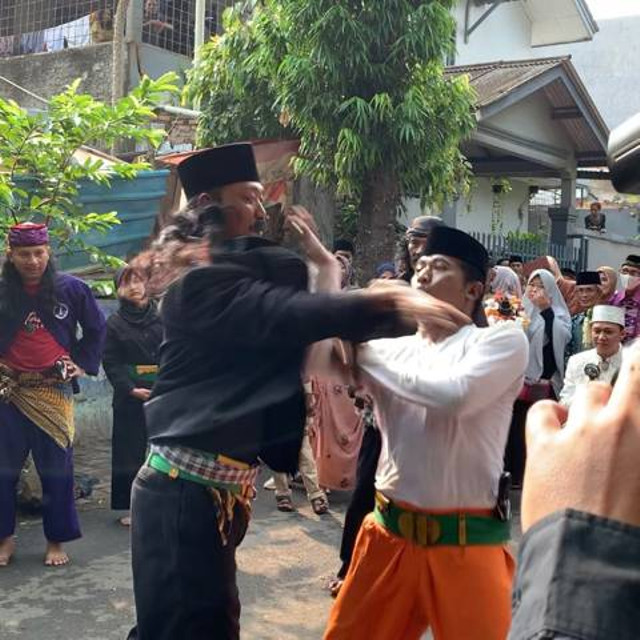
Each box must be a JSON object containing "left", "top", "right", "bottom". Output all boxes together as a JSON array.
[
  {"left": 524, "top": 269, "right": 572, "bottom": 394},
  {"left": 491, "top": 266, "right": 522, "bottom": 298}
]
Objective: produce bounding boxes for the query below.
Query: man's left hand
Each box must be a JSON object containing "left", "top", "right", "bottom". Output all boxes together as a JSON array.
[{"left": 61, "top": 357, "right": 85, "bottom": 379}]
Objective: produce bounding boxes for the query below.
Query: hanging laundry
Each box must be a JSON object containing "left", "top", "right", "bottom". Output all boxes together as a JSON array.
[
  {"left": 20, "top": 31, "right": 45, "bottom": 55},
  {"left": 61, "top": 15, "right": 91, "bottom": 48},
  {"left": 43, "top": 25, "right": 66, "bottom": 52},
  {"left": 0, "top": 35, "right": 15, "bottom": 57}
]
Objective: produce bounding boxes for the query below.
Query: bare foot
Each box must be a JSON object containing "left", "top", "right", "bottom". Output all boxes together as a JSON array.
[
  {"left": 0, "top": 536, "right": 15, "bottom": 567},
  {"left": 118, "top": 516, "right": 131, "bottom": 527},
  {"left": 44, "top": 542, "right": 69, "bottom": 567}
]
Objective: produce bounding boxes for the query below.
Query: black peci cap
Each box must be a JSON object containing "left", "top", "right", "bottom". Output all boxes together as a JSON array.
[
  {"left": 424, "top": 227, "right": 489, "bottom": 279},
  {"left": 509, "top": 255, "right": 524, "bottom": 264},
  {"left": 177, "top": 144, "right": 260, "bottom": 199},
  {"left": 576, "top": 271, "right": 601, "bottom": 286},
  {"left": 623, "top": 254, "right": 640, "bottom": 268}
]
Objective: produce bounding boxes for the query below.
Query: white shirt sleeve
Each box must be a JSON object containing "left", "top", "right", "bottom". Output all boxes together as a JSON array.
[
  {"left": 559, "top": 355, "right": 580, "bottom": 407},
  {"left": 359, "top": 327, "right": 528, "bottom": 415}
]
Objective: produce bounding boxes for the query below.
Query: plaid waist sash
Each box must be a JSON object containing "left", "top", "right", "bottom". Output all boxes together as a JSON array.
[
  {"left": 147, "top": 445, "right": 259, "bottom": 495},
  {"left": 146, "top": 445, "right": 259, "bottom": 547},
  {"left": 374, "top": 492, "right": 510, "bottom": 547}
]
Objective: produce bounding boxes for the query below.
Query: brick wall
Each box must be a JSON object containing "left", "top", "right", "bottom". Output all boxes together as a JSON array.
[{"left": 154, "top": 109, "right": 197, "bottom": 152}]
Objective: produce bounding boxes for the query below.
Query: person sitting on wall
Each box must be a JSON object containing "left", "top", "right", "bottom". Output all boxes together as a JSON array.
[{"left": 584, "top": 202, "right": 606, "bottom": 233}]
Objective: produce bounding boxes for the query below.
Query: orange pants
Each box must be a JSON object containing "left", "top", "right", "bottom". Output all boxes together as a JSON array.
[{"left": 324, "top": 514, "right": 514, "bottom": 640}]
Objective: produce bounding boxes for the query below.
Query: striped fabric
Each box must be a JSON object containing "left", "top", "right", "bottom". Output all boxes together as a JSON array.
[
  {"left": 0, "top": 363, "right": 74, "bottom": 449},
  {"left": 149, "top": 444, "right": 260, "bottom": 488}
]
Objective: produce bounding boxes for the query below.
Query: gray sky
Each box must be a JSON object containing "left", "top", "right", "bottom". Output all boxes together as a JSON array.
[{"left": 586, "top": 0, "right": 640, "bottom": 19}]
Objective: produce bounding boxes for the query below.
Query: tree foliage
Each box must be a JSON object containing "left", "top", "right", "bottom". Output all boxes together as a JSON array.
[
  {"left": 186, "top": 1, "right": 477, "bottom": 274},
  {"left": 0, "top": 73, "right": 179, "bottom": 266}
]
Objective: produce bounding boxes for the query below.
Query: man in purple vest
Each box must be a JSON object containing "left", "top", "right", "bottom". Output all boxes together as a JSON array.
[{"left": 0, "top": 223, "right": 106, "bottom": 566}]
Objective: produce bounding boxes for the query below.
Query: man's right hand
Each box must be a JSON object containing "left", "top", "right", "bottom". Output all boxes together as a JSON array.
[
  {"left": 361, "top": 283, "right": 471, "bottom": 335},
  {"left": 522, "top": 341, "right": 640, "bottom": 532},
  {"left": 130, "top": 388, "right": 152, "bottom": 402}
]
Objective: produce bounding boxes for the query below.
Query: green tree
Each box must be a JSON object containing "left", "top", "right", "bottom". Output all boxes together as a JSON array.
[
  {"left": 187, "top": 1, "right": 476, "bottom": 277},
  {"left": 0, "top": 73, "right": 179, "bottom": 266}
]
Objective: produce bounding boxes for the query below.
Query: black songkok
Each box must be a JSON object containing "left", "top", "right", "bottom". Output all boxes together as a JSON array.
[
  {"left": 424, "top": 227, "right": 489, "bottom": 279},
  {"left": 623, "top": 254, "right": 640, "bottom": 268},
  {"left": 576, "top": 271, "right": 601, "bottom": 286},
  {"left": 509, "top": 255, "right": 524, "bottom": 264},
  {"left": 177, "top": 143, "right": 260, "bottom": 199}
]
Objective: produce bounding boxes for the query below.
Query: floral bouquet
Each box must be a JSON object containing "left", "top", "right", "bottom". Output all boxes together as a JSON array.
[{"left": 484, "top": 293, "right": 530, "bottom": 330}]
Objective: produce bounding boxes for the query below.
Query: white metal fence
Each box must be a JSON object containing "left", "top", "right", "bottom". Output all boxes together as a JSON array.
[{"left": 470, "top": 231, "right": 584, "bottom": 270}]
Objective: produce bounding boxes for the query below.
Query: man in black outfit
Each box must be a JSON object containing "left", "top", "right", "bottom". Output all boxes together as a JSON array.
[{"left": 128, "top": 144, "right": 461, "bottom": 640}]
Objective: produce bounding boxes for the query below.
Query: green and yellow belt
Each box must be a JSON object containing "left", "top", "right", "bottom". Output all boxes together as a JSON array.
[
  {"left": 147, "top": 452, "right": 255, "bottom": 499},
  {"left": 373, "top": 491, "right": 510, "bottom": 547},
  {"left": 127, "top": 364, "right": 158, "bottom": 384}
]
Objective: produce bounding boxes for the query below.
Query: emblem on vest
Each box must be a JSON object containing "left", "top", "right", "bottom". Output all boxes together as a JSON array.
[
  {"left": 53, "top": 303, "right": 69, "bottom": 320},
  {"left": 24, "top": 311, "right": 44, "bottom": 334}
]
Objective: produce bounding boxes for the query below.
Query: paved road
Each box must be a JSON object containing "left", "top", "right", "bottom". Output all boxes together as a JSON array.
[
  {"left": 0, "top": 439, "right": 521, "bottom": 640},
  {"left": 0, "top": 470, "right": 349, "bottom": 640}
]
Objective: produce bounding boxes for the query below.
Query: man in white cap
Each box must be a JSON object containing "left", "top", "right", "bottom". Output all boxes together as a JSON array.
[{"left": 560, "top": 305, "right": 626, "bottom": 406}]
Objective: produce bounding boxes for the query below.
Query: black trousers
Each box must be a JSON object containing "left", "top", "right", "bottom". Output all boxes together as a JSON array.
[
  {"left": 111, "top": 398, "right": 147, "bottom": 511},
  {"left": 504, "top": 399, "right": 529, "bottom": 488},
  {"left": 128, "top": 466, "right": 249, "bottom": 640},
  {"left": 337, "top": 425, "right": 382, "bottom": 579}
]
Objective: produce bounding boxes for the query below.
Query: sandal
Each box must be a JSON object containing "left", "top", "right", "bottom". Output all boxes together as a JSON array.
[
  {"left": 276, "top": 495, "right": 295, "bottom": 512},
  {"left": 311, "top": 496, "right": 329, "bottom": 515},
  {"left": 328, "top": 578, "right": 344, "bottom": 598}
]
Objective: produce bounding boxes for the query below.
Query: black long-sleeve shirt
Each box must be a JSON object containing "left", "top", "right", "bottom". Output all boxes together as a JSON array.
[
  {"left": 145, "top": 239, "right": 401, "bottom": 472},
  {"left": 102, "top": 304, "right": 163, "bottom": 403},
  {"left": 541, "top": 308, "right": 558, "bottom": 380},
  {"left": 510, "top": 510, "right": 640, "bottom": 640}
]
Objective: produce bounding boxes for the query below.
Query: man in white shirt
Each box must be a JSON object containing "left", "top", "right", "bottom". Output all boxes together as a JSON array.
[
  {"left": 323, "top": 227, "right": 529, "bottom": 640},
  {"left": 560, "top": 305, "right": 625, "bottom": 407}
]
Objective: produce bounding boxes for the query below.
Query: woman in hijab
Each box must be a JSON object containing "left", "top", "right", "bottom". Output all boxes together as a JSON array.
[
  {"left": 597, "top": 266, "right": 619, "bottom": 303},
  {"left": 374, "top": 262, "right": 396, "bottom": 280},
  {"left": 102, "top": 263, "right": 163, "bottom": 526},
  {"left": 490, "top": 265, "right": 522, "bottom": 298},
  {"left": 505, "top": 268, "right": 572, "bottom": 486},
  {"left": 523, "top": 269, "right": 572, "bottom": 395}
]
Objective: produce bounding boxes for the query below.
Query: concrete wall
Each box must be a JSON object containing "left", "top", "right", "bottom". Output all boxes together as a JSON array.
[
  {"left": 402, "top": 178, "right": 530, "bottom": 234},
  {"left": 128, "top": 43, "right": 192, "bottom": 92},
  {"left": 575, "top": 207, "right": 639, "bottom": 238},
  {"left": 581, "top": 232, "right": 640, "bottom": 271},
  {"left": 457, "top": 177, "right": 530, "bottom": 234},
  {"left": 0, "top": 43, "right": 113, "bottom": 109},
  {"left": 454, "top": 1, "right": 535, "bottom": 65}
]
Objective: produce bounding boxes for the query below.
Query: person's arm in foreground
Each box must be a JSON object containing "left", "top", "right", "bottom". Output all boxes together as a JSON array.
[{"left": 509, "top": 342, "right": 640, "bottom": 640}]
